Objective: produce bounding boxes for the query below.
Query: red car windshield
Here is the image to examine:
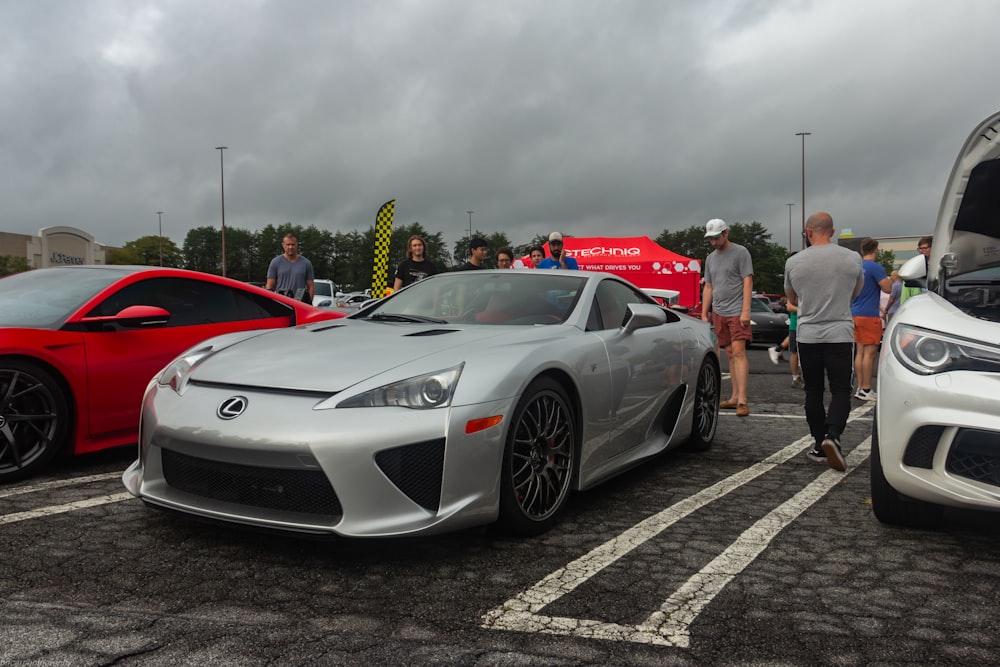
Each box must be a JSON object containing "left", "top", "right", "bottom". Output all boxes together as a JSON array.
[{"left": 0, "top": 267, "right": 128, "bottom": 328}]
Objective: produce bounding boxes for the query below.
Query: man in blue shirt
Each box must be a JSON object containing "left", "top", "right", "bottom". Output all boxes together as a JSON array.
[
  {"left": 850, "top": 237, "right": 891, "bottom": 401},
  {"left": 536, "top": 232, "right": 579, "bottom": 270}
]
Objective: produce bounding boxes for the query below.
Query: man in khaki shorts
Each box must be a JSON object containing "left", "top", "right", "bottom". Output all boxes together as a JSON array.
[{"left": 701, "top": 219, "right": 754, "bottom": 417}]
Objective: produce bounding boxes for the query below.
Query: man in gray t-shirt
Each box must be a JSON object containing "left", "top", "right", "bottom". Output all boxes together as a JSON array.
[
  {"left": 701, "top": 218, "right": 754, "bottom": 416},
  {"left": 265, "top": 233, "right": 315, "bottom": 303},
  {"left": 784, "top": 211, "right": 863, "bottom": 472}
]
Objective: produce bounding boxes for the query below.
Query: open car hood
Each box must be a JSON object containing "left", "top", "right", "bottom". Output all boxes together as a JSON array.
[{"left": 931, "top": 110, "right": 1000, "bottom": 283}]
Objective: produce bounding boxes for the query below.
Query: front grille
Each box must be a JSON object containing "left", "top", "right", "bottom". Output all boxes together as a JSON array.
[
  {"left": 946, "top": 429, "right": 1000, "bottom": 488},
  {"left": 902, "top": 426, "right": 945, "bottom": 469},
  {"left": 374, "top": 439, "right": 445, "bottom": 511},
  {"left": 161, "top": 449, "right": 342, "bottom": 517}
]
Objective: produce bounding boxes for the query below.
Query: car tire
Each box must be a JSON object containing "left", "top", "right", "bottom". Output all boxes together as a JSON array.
[
  {"left": 0, "top": 359, "right": 70, "bottom": 483},
  {"left": 498, "top": 377, "right": 576, "bottom": 536},
  {"left": 686, "top": 356, "right": 720, "bottom": 452},
  {"left": 870, "top": 411, "right": 943, "bottom": 529}
]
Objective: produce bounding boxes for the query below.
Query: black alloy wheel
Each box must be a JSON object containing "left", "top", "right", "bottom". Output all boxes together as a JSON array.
[
  {"left": 0, "top": 360, "right": 69, "bottom": 483},
  {"left": 498, "top": 377, "right": 576, "bottom": 536},
  {"left": 687, "top": 356, "right": 720, "bottom": 451}
]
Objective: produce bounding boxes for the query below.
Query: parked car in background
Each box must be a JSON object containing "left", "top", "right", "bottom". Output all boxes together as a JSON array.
[
  {"left": 335, "top": 292, "right": 372, "bottom": 309},
  {"left": 124, "top": 270, "right": 720, "bottom": 538},
  {"left": 748, "top": 296, "right": 789, "bottom": 345},
  {"left": 640, "top": 287, "right": 680, "bottom": 306},
  {"left": 871, "top": 109, "right": 1000, "bottom": 528},
  {"left": 313, "top": 279, "right": 336, "bottom": 307},
  {"left": 753, "top": 293, "right": 785, "bottom": 312},
  {"left": 0, "top": 265, "right": 343, "bottom": 483}
]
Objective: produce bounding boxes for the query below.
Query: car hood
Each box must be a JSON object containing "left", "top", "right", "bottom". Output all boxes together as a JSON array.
[
  {"left": 189, "top": 320, "right": 557, "bottom": 392},
  {"left": 931, "top": 110, "right": 1000, "bottom": 282}
]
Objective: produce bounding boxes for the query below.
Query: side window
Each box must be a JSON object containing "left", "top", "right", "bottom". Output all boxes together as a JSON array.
[
  {"left": 593, "top": 280, "right": 649, "bottom": 330},
  {"left": 87, "top": 278, "right": 292, "bottom": 327}
]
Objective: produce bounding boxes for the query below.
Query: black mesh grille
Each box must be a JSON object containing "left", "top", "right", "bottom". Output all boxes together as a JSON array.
[
  {"left": 161, "top": 449, "right": 342, "bottom": 517},
  {"left": 374, "top": 439, "right": 446, "bottom": 511},
  {"left": 946, "top": 429, "right": 1000, "bottom": 488},
  {"left": 902, "top": 426, "right": 945, "bottom": 469}
]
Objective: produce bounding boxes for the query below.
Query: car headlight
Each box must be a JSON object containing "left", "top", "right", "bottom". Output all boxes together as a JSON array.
[
  {"left": 337, "top": 364, "right": 464, "bottom": 409},
  {"left": 891, "top": 324, "right": 1000, "bottom": 375},
  {"left": 158, "top": 346, "right": 216, "bottom": 395}
]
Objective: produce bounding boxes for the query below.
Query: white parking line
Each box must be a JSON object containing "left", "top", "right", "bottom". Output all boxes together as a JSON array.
[
  {"left": 482, "top": 405, "right": 874, "bottom": 647},
  {"left": 0, "top": 472, "right": 122, "bottom": 499},
  {"left": 0, "top": 492, "right": 133, "bottom": 525}
]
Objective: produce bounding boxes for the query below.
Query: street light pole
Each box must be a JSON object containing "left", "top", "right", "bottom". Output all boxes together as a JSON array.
[
  {"left": 466, "top": 210, "right": 473, "bottom": 240},
  {"left": 216, "top": 146, "right": 228, "bottom": 277},
  {"left": 156, "top": 211, "right": 164, "bottom": 266},
  {"left": 786, "top": 203, "right": 794, "bottom": 253},
  {"left": 795, "top": 132, "right": 811, "bottom": 249}
]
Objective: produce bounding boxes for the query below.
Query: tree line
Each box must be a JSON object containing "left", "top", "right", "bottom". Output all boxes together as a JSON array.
[{"left": 4, "top": 221, "right": 893, "bottom": 295}]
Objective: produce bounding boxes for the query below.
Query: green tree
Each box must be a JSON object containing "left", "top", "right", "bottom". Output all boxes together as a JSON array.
[
  {"left": 117, "top": 235, "right": 183, "bottom": 267},
  {"left": 182, "top": 226, "right": 224, "bottom": 274},
  {"left": 0, "top": 255, "right": 31, "bottom": 276},
  {"left": 876, "top": 248, "right": 896, "bottom": 276},
  {"left": 105, "top": 246, "right": 143, "bottom": 265}
]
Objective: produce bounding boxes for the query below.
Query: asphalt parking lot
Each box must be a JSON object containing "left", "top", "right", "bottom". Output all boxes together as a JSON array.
[{"left": 2, "top": 347, "right": 999, "bottom": 666}]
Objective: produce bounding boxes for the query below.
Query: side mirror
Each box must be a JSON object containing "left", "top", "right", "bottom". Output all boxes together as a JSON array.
[
  {"left": 899, "top": 254, "right": 926, "bottom": 288},
  {"left": 81, "top": 305, "right": 171, "bottom": 328},
  {"left": 623, "top": 303, "right": 667, "bottom": 333}
]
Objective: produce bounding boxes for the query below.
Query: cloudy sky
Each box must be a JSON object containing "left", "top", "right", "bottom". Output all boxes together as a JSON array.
[{"left": 2, "top": 0, "right": 998, "bottom": 253}]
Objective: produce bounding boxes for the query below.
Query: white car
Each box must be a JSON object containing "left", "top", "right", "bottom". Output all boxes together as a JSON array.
[
  {"left": 312, "top": 279, "right": 335, "bottom": 307},
  {"left": 872, "top": 109, "right": 1000, "bottom": 528}
]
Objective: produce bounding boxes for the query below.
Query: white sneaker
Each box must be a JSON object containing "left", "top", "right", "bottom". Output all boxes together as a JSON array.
[
  {"left": 767, "top": 346, "right": 780, "bottom": 365},
  {"left": 854, "top": 388, "right": 877, "bottom": 401}
]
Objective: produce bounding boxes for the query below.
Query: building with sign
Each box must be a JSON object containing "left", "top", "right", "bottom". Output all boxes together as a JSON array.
[{"left": 0, "top": 226, "right": 110, "bottom": 268}]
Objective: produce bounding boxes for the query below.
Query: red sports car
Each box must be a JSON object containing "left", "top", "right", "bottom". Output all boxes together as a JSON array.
[{"left": 0, "top": 265, "right": 343, "bottom": 483}]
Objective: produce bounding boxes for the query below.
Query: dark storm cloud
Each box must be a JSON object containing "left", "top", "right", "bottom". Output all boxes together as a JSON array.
[{"left": 1, "top": 0, "right": 998, "bottom": 252}]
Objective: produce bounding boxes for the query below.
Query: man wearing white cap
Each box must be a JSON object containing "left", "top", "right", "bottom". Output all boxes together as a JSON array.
[
  {"left": 536, "top": 232, "right": 579, "bottom": 270},
  {"left": 701, "top": 218, "right": 754, "bottom": 416}
]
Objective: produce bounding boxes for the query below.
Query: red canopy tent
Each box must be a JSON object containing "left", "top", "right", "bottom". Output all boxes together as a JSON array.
[{"left": 516, "top": 236, "right": 702, "bottom": 307}]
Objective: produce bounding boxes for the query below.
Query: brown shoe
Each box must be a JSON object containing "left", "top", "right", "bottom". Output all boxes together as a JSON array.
[
  {"left": 720, "top": 399, "right": 738, "bottom": 409},
  {"left": 736, "top": 402, "right": 749, "bottom": 417}
]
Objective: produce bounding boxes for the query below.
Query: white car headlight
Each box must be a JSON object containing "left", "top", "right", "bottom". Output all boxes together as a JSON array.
[
  {"left": 891, "top": 324, "right": 1000, "bottom": 375},
  {"left": 337, "top": 364, "right": 464, "bottom": 409},
  {"left": 158, "top": 346, "right": 216, "bottom": 395}
]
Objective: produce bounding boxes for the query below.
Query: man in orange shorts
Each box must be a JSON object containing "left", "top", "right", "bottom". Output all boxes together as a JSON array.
[
  {"left": 850, "top": 237, "right": 891, "bottom": 401},
  {"left": 701, "top": 219, "right": 754, "bottom": 416}
]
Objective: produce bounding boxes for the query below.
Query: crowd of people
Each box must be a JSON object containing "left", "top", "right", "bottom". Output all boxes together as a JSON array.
[{"left": 276, "top": 218, "right": 927, "bottom": 476}]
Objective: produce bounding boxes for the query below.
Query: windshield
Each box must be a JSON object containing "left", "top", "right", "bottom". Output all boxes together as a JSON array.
[
  {"left": 360, "top": 271, "right": 587, "bottom": 325},
  {"left": 314, "top": 281, "right": 333, "bottom": 297},
  {"left": 0, "top": 267, "right": 128, "bottom": 329},
  {"left": 750, "top": 298, "right": 774, "bottom": 313}
]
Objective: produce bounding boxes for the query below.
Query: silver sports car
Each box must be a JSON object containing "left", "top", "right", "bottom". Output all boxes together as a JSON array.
[
  {"left": 123, "top": 270, "right": 720, "bottom": 537},
  {"left": 871, "top": 109, "right": 1000, "bottom": 528}
]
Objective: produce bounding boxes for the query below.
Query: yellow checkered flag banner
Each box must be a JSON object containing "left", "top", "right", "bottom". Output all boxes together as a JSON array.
[{"left": 371, "top": 199, "right": 395, "bottom": 297}]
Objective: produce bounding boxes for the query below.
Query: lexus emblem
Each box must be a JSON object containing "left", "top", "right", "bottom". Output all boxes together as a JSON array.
[{"left": 217, "top": 396, "right": 248, "bottom": 420}]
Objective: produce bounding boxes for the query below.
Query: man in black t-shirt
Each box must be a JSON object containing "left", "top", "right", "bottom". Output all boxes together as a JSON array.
[
  {"left": 394, "top": 235, "right": 439, "bottom": 289},
  {"left": 458, "top": 237, "right": 488, "bottom": 271}
]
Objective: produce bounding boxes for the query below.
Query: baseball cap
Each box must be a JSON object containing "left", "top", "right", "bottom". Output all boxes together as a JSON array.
[
  {"left": 704, "top": 219, "right": 728, "bottom": 238},
  {"left": 548, "top": 232, "right": 563, "bottom": 243}
]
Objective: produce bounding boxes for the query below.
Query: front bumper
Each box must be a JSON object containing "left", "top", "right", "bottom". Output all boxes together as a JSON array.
[
  {"left": 123, "top": 382, "right": 515, "bottom": 537},
  {"left": 876, "top": 352, "right": 1000, "bottom": 511}
]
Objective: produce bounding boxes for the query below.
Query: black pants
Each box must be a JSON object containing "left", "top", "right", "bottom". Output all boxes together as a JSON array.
[{"left": 797, "top": 342, "right": 855, "bottom": 445}]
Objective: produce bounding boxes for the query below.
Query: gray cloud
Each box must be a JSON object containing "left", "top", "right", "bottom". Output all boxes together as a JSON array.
[{"left": 2, "top": 0, "right": 997, "bottom": 253}]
